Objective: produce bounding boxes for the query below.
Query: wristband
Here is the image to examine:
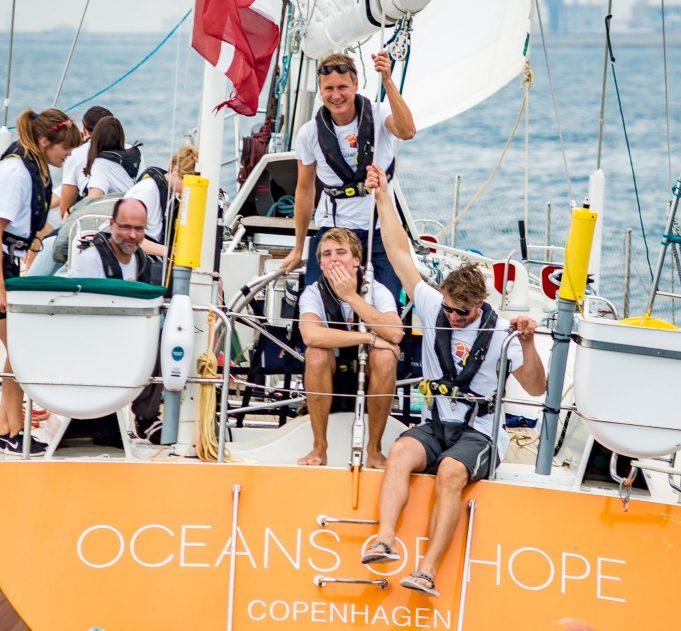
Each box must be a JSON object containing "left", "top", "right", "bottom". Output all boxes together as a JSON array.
[{"left": 369, "top": 330, "right": 378, "bottom": 349}]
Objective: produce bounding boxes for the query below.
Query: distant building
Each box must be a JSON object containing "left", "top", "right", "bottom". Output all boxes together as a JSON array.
[{"left": 631, "top": 1, "right": 681, "bottom": 32}]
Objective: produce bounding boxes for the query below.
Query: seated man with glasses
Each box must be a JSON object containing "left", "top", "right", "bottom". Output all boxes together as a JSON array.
[
  {"left": 359, "top": 164, "right": 546, "bottom": 597},
  {"left": 68, "top": 197, "right": 153, "bottom": 282},
  {"left": 281, "top": 50, "right": 416, "bottom": 307}
]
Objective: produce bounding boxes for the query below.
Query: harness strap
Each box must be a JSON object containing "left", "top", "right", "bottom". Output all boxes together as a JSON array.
[
  {"left": 99, "top": 144, "right": 143, "bottom": 180},
  {"left": 426, "top": 302, "right": 499, "bottom": 447},
  {"left": 136, "top": 166, "right": 175, "bottom": 240},
  {"left": 90, "top": 231, "right": 151, "bottom": 282},
  {"left": 1, "top": 141, "right": 51, "bottom": 244},
  {"left": 318, "top": 271, "right": 364, "bottom": 363}
]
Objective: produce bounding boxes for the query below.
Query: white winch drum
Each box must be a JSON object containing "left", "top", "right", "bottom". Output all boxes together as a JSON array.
[
  {"left": 574, "top": 316, "right": 681, "bottom": 458},
  {"left": 7, "top": 281, "right": 163, "bottom": 419}
]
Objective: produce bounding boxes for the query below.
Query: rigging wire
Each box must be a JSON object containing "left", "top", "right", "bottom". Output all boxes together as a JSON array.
[
  {"left": 160, "top": 0, "right": 186, "bottom": 287},
  {"left": 605, "top": 14, "right": 653, "bottom": 281},
  {"left": 63, "top": 8, "right": 192, "bottom": 114},
  {"left": 534, "top": 0, "right": 574, "bottom": 206},
  {"left": 52, "top": 0, "right": 91, "bottom": 107},
  {"left": 596, "top": 0, "right": 613, "bottom": 170},
  {"left": 435, "top": 68, "right": 530, "bottom": 239},
  {"left": 661, "top": 0, "right": 673, "bottom": 189},
  {"left": 523, "top": 0, "right": 536, "bottom": 240},
  {"left": 3, "top": 0, "right": 16, "bottom": 127}
]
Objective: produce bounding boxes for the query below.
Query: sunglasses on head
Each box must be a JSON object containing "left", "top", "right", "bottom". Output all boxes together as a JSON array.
[
  {"left": 442, "top": 304, "right": 472, "bottom": 317},
  {"left": 318, "top": 63, "right": 355, "bottom": 76}
]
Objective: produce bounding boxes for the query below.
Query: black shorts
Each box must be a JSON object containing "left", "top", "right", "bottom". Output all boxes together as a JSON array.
[
  {"left": 400, "top": 422, "right": 496, "bottom": 482},
  {"left": 0, "top": 256, "right": 20, "bottom": 321}
]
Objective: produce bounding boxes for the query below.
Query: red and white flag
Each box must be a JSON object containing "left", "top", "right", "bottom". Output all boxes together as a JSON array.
[{"left": 192, "top": 0, "right": 281, "bottom": 117}]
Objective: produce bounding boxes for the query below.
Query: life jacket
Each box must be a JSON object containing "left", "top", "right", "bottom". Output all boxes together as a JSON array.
[
  {"left": 317, "top": 270, "right": 365, "bottom": 412},
  {"left": 424, "top": 301, "right": 499, "bottom": 445},
  {"left": 99, "top": 144, "right": 143, "bottom": 181},
  {"left": 89, "top": 231, "right": 152, "bottom": 283},
  {"left": 315, "top": 95, "right": 394, "bottom": 226},
  {"left": 0, "top": 141, "right": 51, "bottom": 252},
  {"left": 135, "top": 166, "right": 176, "bottom": 242}
]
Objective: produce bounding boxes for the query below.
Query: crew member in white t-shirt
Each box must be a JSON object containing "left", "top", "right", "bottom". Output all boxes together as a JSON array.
[
  {"left": 59, "top": 105, "right": 113, "bottom": 218},
  {"left": 281, "top": 51, "right": 415, "bottom": 305},
  {"left": 359, "top": 164, "right": 546, "bottom": 597},
  {"left": 124, "top": 145, "right": 198, "bottom": 255},
  {"left": 297, "top": 227, "right": 403, "bottom": 469},
  {"left": 84, "top": 116, "right": 143, "bottom": 198},
  {"left": 0, "top": 108, "right": 81, "bottom": 457},
  {"left": 69, "top": 198, "right": 150, "bottom": 281}
]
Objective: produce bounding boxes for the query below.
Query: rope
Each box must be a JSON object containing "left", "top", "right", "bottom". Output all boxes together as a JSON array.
[
  {"left": 605, "top": 14, "right": 653, "bottom": 281},
  {"left": 63, "top": 9, "right": 192, "bottom": 113},
  {"left": 267, "top": 195, "right": 295, "bottom": 217},
  {"left": 434, "top": 64, "right": 532, "bottom": 240},
  {"left": 195, "top": 311, "right": 231, "bottom": 462}
]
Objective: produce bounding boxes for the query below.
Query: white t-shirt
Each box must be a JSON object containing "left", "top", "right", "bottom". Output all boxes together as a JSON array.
[
  {"left": 295, "top": 101, "right": 397, "bottom": 230},
  {"left": 61, "top": 142, "right": 90, "bottom": 195},
  {"left": 0, "top": 157, "right": 34, "bottom": 240},
  {"left": 63, "top": 143, "right": 145, "bottom": 197},
  {"left": 414, "top": 281, "right": 524, "bottom": 460},
  {"left": 124, "top": 176, "right": 164, "bottom": 242},
  {"left": 68, "top": 244, "right": 138, "bottom": 281},
  {"left": 300, "top": 278, "right": 396, "bottom": 357},
  {"left": 88, "top": 158, "right": 141, "bottom": 195}
]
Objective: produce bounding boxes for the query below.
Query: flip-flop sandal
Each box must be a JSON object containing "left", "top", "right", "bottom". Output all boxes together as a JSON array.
[
  {"left": 400, "top": 571, "right": 440, "bottom": 597},
  {"left": 361, "top": 541, "right": 400, "bottom": 565}
]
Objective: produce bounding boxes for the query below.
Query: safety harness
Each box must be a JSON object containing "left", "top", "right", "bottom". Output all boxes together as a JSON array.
[
  {"left": 99, "top": 144, "right": 143, "bottom": 181},
  {"left": 315, "top": 94, "right": 394, "bottom": 226},
  {"left": 1, "top": 141, "right": 51, "bottom": 254},
  {"left": 135, "top": 166, "right": 175, "bottom": 241},
  {"left": 317, "top": 270, "right": 365, "bottom": 412},
  {"left": 88, "top": 231, "right": 152, "bottom": 283},
  {"left": 420, "top": 302, "right": 498, "bottom": 446}
]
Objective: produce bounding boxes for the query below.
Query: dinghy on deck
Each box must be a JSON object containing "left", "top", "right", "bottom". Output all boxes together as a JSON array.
[
  {"left": 574, "top": 316, "right": 681, "bottom": 458},
  {"left": 6, "top": 277, "right": 164, "bottom": 419}
]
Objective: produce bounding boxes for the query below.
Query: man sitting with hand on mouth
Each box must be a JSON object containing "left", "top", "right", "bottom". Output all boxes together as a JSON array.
[{"left": 297, "top": 227, "right": 403, "bottom": 469}]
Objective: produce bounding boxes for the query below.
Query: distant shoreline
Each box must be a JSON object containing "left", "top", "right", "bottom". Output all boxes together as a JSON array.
[
  {"left": 0, "top": 29, "right": 678, "bottom": 47},
  {"left": 541, "top": 32, "right": 681, "bottom": 47}
]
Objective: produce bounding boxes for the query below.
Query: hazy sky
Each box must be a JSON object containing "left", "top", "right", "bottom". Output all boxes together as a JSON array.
[{"left": 0, "top": 0, "right": 193, "bottom": 33}]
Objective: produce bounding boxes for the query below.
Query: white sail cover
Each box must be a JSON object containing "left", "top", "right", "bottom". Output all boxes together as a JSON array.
[
  {"left": 399, "top": 1, "right": 531, "bottom": 130},
  {"left": 303, "top": 0, "right": 532, "bottom": 131}
]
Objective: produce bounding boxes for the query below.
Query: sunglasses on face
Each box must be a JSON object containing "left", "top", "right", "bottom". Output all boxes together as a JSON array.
[
  {"left": 442, "top": 303, "right": 472, "bottom": 317},
  {"left": 317, "top": 63, "right": 355, "bottom": 76}
]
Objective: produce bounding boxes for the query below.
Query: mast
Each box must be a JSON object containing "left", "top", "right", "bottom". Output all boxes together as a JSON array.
[
  {"left": 587, "top": 0, "right": 613, "bottom": 293},
  {"left": 172, "top": 61, "right": 227, "bottom": 449}
]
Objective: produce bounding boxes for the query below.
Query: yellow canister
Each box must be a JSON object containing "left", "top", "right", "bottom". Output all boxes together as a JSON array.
[
  {"left": 174, "top": 174, "right": 209, "bottom": 268},
  {"left": 559, "top": 207, "right": 598, "bottom": 302}
]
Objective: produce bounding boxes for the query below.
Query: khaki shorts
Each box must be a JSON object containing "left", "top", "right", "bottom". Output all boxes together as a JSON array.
[{"left": 400, "top": 421, "right": 495, "bottom": 481}]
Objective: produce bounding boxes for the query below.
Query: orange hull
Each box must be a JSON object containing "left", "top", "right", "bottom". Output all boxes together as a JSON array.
[{"left": 0, "top": 461, "right": 677, "bottom": 630}]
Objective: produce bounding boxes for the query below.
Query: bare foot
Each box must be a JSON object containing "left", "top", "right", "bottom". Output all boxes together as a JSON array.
[
  {"left": 297, "top": 449, "right": 327, "bottom": 466},
  {"left": 366, "top": 451, "right": 387, "bottom": 470}
]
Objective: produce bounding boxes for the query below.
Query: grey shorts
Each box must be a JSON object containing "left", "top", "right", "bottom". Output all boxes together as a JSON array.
[{"left": 400, "top": 421, "right": 495, "bottom": 482}]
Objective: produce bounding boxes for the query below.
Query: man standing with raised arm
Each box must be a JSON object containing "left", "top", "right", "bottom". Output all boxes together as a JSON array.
[
  {"left": 281, "top": 51, "right": 415, "bottom": 304},
  {"left": 360, "top": 165, "right": 546, "bottom": 596}
]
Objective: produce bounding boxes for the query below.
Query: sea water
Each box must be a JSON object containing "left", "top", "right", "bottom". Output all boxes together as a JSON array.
[{"left": 0, "top": 28, "right": 679, "bottom": 316}]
